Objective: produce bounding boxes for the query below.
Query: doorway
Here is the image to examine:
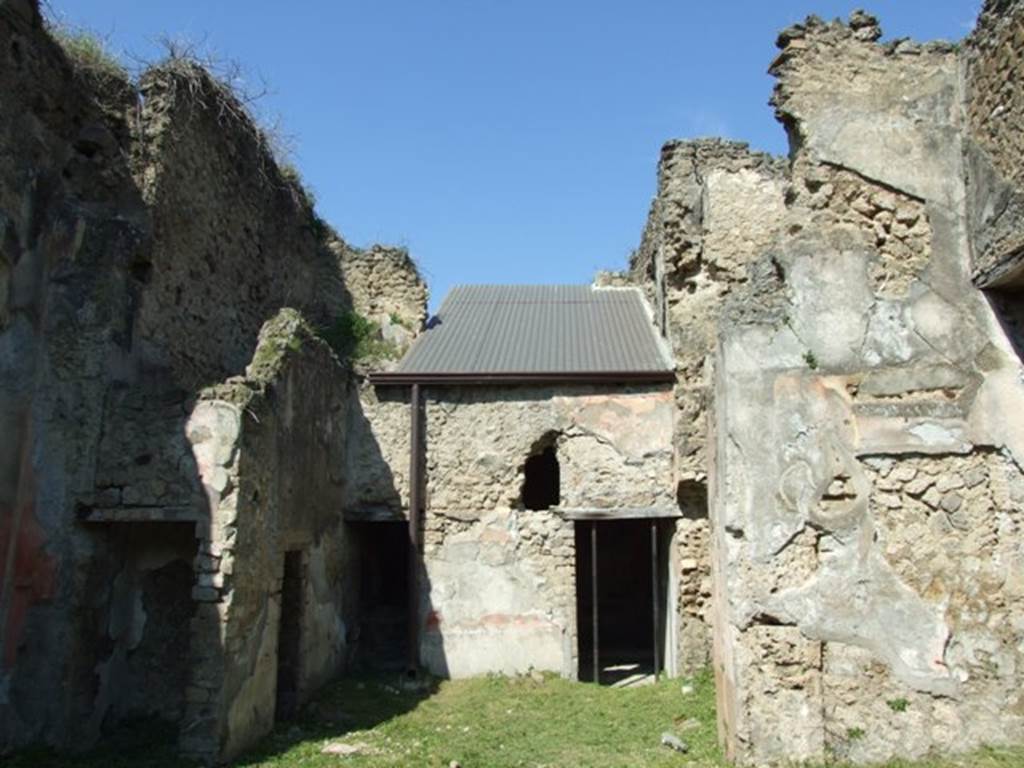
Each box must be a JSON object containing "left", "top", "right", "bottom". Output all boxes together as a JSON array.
[
  {"left": 575, "top": 519, "right": 670, "bottom": 685},
  {"left": 350, "top": 521, "right": 410, "bottom": 670},
  {"left": 275, "top": 549, "right": 304, "bottom": 720}
]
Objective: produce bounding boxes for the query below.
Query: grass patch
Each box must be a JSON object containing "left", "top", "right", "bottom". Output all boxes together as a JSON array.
[
  {"left": 318, "top": 311, "right": 400, "bottom": 363},
  {"left": 8, "top": 672, "right": 1024, "bottom": 768},
  {"left": 237, "top": 670, "right": 721, "bottom": 768},
  {"left": 887, "top": 697, "right": 910, "bottom": 713}
]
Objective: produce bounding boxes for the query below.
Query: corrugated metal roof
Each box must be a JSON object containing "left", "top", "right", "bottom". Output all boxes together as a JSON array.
[{"left": 385, "top": 285, "right": 673, "bottom": 380}]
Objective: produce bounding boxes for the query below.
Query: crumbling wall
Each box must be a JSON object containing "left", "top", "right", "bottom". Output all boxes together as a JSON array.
[
  {"left": 180, "top": 310, "right": 356, "bottom": 762},
  {"left": 133, "top": 62, "right": 346, "bottom": 390},
  {"left": 337, "top": 241, "right": 428, "bottom": 348},
  {"left": 703, "top": 11, "right": 1024, "bottom": 765},
  {"left": 415, "top": 385, "right": 674, "bottom": 678},
  {"left": 630, "top": 140, "right": 787, "bottom": 482},
  {"left": 964, "top": 0, "right": 1024, "bottom": 287},
  {"left": 0, "top": 0, "right": 154, "bottom": 752},
  {"left": 0, "top": 0, "right": 407, "bottom": 759},
  {"left": 630, "top": 140, "right": 788, "bottom": 671},
  {"left": 98, "top": 524, "right": 197, "bottom": 728}
]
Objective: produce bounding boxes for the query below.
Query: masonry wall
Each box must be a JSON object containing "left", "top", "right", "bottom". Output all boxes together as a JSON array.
[
  {"left": 354, "top": 380, "right": 678, "bottom": 678},
  {"left": 679, "top": 11, "right": 1024, "bottom": 765},
  {"left": 417, "top": 384, "right": 675, "bottom": 678},
  {"left": 630, "top": 139, "right": 789, "bottom": 672},
  {"left": 0, "top": 0, "right": 152, "bottom": 750},
  {"left": 181, "top": 310, "right": 357, "bottom": 761},
  {"left": 964, "top": 0, "right": 1024, "bottom": 287},
  {"left": 0, "top": 0, "right": 422, "bottom": 759}
]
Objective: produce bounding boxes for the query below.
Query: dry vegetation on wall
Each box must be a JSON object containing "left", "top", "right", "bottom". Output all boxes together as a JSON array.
[
  {"left": 43, "top": 10, "right": 321, "bottom": 219},
  {"left": 44, "top": 20, "right": 128, "bottom": 86}
]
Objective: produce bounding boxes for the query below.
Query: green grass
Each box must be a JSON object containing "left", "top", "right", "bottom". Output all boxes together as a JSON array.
[
  {"left": 236, "top": 670, "right": 721, "bottom": 768},
  {"left": 317, "top": 311, "right": 400, "bottom": 363},
  {"left": 7, "top": 671, "right": 1024, "bottom": 768}
]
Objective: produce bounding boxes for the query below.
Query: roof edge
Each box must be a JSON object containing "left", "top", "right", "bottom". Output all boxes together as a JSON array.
[{"left": 368, "top": 370, "right": 677, "bottom": 386}]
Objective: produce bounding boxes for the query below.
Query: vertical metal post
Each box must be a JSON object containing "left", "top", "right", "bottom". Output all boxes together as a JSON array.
[
  {"left": 591, "top": 521, "right": 599, "bottom": 684},
  {"left": 651, "top": 520, "right": 660, "bottom": 681},
  {"left": 407, "top": 383, "right": 422, "bottom": 675}
]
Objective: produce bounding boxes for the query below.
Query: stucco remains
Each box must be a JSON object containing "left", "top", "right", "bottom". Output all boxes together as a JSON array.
[
  {"left": 354, "top": 384, "right": 680, "bottom": 678},
  {"left": 686, "top": 10, "right": 1024, "bottom": 765},
  {"left": 964, "top": 0, "right": 1024, "bottom": 287}
]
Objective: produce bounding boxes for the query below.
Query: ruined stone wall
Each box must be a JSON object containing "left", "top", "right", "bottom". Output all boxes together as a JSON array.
[
  {"left": 133, "top": 63, "right": 347, "bottom": 391},
  {"left": 964, "top": 0, "right": 1024, "bottom": 287},
  {"left": 416, "top": 385, "right": 674, "bottom": 678},
  {"left": 337, "top": 242, "right": 428, "bottom": 348},
  {"left": 99, "top": 524, "right": 197, "bottom": 727},
  {"left": 0, "top": 0, "right": 153, "bottom": 751},
  {"left": 630, "top": 140, "right": 787, "bottom": 482},
  {"left": 701, "top": 11, "right": 1024, "bottom": 765},
  {"left": 181, "top": 310, "right": 356, "bottom": 762},
  {"left": 0, "top": 0, "right": 419, "bottom": 759},
  {"left": 629, "top": 140, "right": 788, "bottom": 671}
]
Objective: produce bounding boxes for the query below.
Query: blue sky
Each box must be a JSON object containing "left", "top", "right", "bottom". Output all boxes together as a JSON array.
[{"left": 52, "top": 1, "right": 980, "bottom": 312}]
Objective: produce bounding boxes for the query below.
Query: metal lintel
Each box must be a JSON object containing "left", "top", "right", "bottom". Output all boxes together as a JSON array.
[{"left": 560, "top": 506, "right": 680, "bottom": 521}]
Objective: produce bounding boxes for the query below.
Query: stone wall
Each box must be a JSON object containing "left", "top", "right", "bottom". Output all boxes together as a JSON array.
[
  {"left": 629, "top": 140, "right": 788, "bottom": 671},
  {"left": 693, "top": 11, "right": 1024, "bottom": 765},
  {"left": 133, "top": 62, "right": 347, "bottom": 391},
  {"left": 337, "top": 241, "right": 428, "bottom": 351},
  {"left": 180, "top": 310, "right": 356, "bottom": 761},
  {"left": 415, "top": 385, "right": 676, "bottom": 678},
  {"left": 0, "top": 1, "right": 419, "bottom": 760},
  {"left": 357, "top": 381, "right": 680, "bottom": 678},
  {"left": 964, "top": 0, "right": 1024, "bottom": 287},
  {"left": 0, "top": 0, "right": 151, "bottom": 751},
  {"left": 630, "top": 140, "right": 786, "bottom": 482}
]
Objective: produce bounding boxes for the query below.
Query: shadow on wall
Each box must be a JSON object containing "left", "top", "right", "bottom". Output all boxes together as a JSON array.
[
  {"left": 347, "top": 383, "right": 450, "bottom": 682},
  {"left": 985, "top": 286, "right": 1024, "bottom": 362},
  {"left": 0, "top": 0, "right": 435, "bottom": 762}
]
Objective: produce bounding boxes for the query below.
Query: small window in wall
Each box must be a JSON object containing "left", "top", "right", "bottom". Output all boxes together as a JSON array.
[{"left": 522, "top": 443, "right": 560, "bottom": 511}]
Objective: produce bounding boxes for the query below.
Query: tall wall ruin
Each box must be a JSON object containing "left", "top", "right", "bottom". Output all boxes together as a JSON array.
[
  {"left": 626, "top": 4, "right": 1024, "bottom": 764},
  {"left": 0, "top": 0, "right": 425, "bottom": 762}
]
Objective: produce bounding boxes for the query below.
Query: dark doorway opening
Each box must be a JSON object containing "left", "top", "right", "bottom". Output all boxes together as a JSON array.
[
  {"left": 522, "top": 443, "right": 560, "bottom": 510},
  {"left": 575, "top": 519, "right": 669, "bottom": 685},
  {"left": 351, "top": 521, "right": 409, "bottom": 670},
  {"left": 275, "top": 550, "right": 304, "bottom": 721}
]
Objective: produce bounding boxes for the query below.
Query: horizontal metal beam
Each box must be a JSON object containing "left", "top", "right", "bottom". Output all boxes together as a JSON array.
[{"left": 559, "top": 506, "right": 681, "bottom": 521}]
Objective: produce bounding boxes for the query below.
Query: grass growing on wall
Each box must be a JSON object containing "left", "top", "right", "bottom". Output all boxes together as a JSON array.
[
  {"left": 8, "top": 670, "right": 1024, "bottom": 767},
  {"left": 318, "top": 311, "right": 400, "bottom": 363},
  {"left": 47, "top": 22, "right": 130, "bottom": 86}
]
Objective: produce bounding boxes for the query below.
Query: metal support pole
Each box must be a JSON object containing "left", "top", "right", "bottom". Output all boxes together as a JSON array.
[
  {"left": 651, "top": 520, "right": 660, "bottom": 681},
  {"left": 407, "top": 383, "right": 422, "bottom": 675},
  {"left": 591, "top": 521, "right": 599, "bottom": 684}
]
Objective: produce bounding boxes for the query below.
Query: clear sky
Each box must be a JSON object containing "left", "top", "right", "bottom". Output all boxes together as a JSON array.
[{"left": 51, "top": 1, "right": 981, "bottom": 313}]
